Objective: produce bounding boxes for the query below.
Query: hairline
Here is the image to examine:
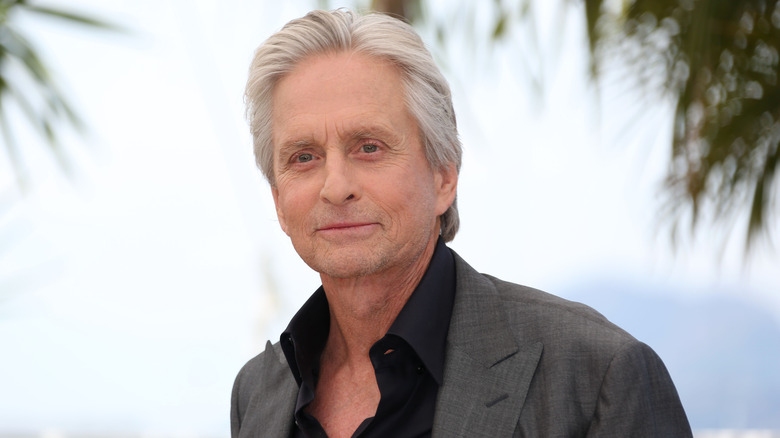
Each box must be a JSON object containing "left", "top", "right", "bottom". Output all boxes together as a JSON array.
[{"left": 265, "top": 50, "right": 450, "bottom": 187}]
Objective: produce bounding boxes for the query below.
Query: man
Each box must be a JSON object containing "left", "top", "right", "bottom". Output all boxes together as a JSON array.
[{"left": 232, "top": 8, "right": 692, "bottom": 438}]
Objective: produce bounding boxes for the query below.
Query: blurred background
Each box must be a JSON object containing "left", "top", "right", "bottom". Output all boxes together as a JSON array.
[{"left": 1, "top": 0, "right": 778, "bottom": 436}]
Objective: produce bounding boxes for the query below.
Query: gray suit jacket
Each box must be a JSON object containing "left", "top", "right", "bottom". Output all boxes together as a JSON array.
[{"left": 231, "top": 252, "right": 692, "bottom": 437}]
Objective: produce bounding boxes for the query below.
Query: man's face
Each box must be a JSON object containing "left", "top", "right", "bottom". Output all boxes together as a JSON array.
[{"left": 270, "top": 52, "right": 457, "bottom": 280}]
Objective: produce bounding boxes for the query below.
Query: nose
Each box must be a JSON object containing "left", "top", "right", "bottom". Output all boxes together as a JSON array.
[{"left": 320, "top": 155, "right": 358, "bottom": 205}]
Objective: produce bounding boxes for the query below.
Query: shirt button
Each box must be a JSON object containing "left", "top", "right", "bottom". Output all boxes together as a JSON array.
[{"left": 417, "top": 365, "right": 424, "bottom": 374}]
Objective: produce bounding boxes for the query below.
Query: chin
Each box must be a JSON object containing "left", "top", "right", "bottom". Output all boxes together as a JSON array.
[{"left": 304, "top": 250, "right": 388, "bottom": 280}]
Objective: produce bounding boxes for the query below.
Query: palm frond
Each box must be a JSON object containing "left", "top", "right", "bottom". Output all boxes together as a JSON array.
[
  {"left": 585, "top": 0, "right": 780, "bottom": 252},
  {"left": 0, "top": 2, "right": 116, "bottom": 192}
]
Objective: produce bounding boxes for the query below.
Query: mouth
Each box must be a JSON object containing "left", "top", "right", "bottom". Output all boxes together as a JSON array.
[
  {"left": 318, "top": 222, "right": 376, "bottom": 231},
  {"left": 316, "top": 221, "right": 379, "bottom": 239}
]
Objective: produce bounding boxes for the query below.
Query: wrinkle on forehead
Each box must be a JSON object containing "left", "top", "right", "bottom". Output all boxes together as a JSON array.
[{"left": 270, "top": 51, "right": 417, "bottom": 171}]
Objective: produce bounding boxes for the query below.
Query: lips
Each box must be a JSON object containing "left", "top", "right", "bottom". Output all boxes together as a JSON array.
[
  {"left": 315, "top": 221, "right": 379, "bottom": 239},
  {"left": 318, "top": 222, "right": 375, "bottom": 231}
]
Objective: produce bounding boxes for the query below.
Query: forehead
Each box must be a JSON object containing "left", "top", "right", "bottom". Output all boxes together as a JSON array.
[
  {"left": 271, "top": 52, "right": 410, "bottom": 141},
  {"left": 279, "top": 51, "right": 403, "bottom": 96}
]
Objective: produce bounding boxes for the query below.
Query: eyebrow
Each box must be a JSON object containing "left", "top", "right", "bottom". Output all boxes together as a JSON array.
[
  {"left": 350, "top": 124, "right": 403, "bottom": 146},
  {"left": 277, "top": 123, "right": 403, "bottom": 155},
  {"left": 277, "top": 139, "right": 315, "bottom": 160}
]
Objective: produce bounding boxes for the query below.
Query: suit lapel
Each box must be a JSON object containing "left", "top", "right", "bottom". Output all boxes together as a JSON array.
[{"left": 432, "top": 253, "right": 542, "bottom": 437}]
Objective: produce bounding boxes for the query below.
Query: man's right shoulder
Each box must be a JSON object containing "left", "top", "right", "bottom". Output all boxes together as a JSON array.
[
  {"left": 235, "top": 341, "right": 285, "bottom": 379},
  {"left": 233, "top": 341, "right": 293, "bottom": 401},
  {"left": 231, "top": 341, "right": 298, "bottom": 437}
]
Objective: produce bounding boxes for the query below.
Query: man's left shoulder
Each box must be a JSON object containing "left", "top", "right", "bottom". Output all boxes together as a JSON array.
[
  {"left": 450, "top": 250, "right": 647, "bottom": 371},
  {"left": 484, "top": 273, "right": 633, "bottom": 343},
  {"left": 451, "top": 251, "right": 631, "bottom": 345}
]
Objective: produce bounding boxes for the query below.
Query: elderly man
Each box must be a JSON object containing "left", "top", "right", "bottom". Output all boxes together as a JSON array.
[{"left": 231, "top": 9, "right": 692, "bottom": 438}]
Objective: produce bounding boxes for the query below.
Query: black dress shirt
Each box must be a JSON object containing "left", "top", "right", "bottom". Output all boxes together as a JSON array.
[{"left": 280, "top": 238, "right": 456, "bottom": 438}]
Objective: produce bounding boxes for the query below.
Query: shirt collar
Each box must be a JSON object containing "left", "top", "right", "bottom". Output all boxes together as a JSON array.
[
  {"left": 386, "top": 237, "right": 455, "bottom": 384},
  {"left": 280, "top": 237, "right": 456, "bottom": 386},
  {"left": 280, "top": 287, "right": 329, "bottom": 386}
]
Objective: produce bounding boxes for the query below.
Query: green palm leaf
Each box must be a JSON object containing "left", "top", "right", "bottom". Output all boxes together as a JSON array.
[{"left": 0, "top": 0, "right": 118, "bottom": 189}]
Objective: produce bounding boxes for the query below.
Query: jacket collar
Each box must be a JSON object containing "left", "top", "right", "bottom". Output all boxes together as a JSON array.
[{"left": 432, "top": 250, "right": 542, "bottom": 437}]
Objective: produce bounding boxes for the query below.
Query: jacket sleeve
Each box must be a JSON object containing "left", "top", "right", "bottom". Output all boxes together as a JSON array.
[
  {"left": 230, "top": 363, "right": 246, "bottom": 438},
  {"left": 586, "top": 341, "right": 693, "bottom": 437}
]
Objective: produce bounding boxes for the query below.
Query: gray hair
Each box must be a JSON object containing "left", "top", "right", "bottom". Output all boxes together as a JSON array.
[{"left": 245, "top": 9, "right": 462, "bottom": 241}]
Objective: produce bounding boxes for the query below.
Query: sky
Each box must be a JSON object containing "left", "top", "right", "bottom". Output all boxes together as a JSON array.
[{"left": 1, "top": 0, "right": 779, "bottom": 436}]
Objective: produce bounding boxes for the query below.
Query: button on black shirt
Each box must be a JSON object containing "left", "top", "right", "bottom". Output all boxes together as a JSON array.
[{"left": 280, "top": 238, "right": 456, "bottom": 438}]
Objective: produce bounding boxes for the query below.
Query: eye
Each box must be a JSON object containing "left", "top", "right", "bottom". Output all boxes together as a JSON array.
[
  {"left": 296, "top": 153, "right": 313, "bottom": 163},
  {"left": 361, "top": 143, "right": 379, "bottom": 153}
]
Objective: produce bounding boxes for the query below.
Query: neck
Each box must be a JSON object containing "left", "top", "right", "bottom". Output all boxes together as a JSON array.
[{"left": 319, "top": 235, "right": 438, "bottom": 364}]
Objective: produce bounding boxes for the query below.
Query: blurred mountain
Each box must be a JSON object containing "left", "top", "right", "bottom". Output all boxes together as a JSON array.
[{"left": 560, "top": 278, "right": 780, "bottom": 430}]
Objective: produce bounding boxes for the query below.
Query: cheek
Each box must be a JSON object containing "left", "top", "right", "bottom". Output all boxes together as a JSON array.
[
  {"left": 380, "top": 175, "right": 438, "bottom": 218},
  {"left": 278, "top": 195, "right": 303, "bottom": 225},
  {"left": 276, "top": 181, "right": 319, "bottom": 228},
  {"left": 274, "top": 184, "right": 296, "bottom": 217}
]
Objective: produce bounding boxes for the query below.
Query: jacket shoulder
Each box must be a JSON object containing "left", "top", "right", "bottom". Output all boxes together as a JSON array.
[
  {"left": 231, "top": 341, "right": 297, "bottom": 437},
  {"left": 483, "top": 273, "right": 635, "bottom": 347},
  {"left": 233, "top": 341, "right": 286, "bottom": 398},
  {"left": 455, "top": 264, "right": 691, "bottom": 436}
]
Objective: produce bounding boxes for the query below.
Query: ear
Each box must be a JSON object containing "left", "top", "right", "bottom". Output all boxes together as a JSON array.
[
  {"left": 433, "top": 163, "right": 458, "bottom": 216},
  {"left": 271, "top": 186, "right": 289, "bottom": 235}
]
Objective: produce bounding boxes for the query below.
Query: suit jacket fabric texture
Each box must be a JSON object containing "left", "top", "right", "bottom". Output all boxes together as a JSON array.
[{"left": 231, "top": 250, "right": 692, "bottom": 437}]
